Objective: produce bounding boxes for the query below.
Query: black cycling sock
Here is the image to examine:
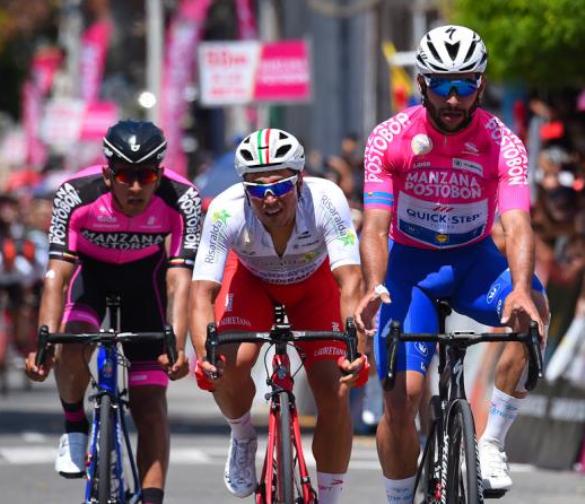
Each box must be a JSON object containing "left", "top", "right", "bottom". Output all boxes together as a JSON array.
[
  {"left": 60, "top": 398, "right": 89, "bottom": 434},
  {"left": 142, "top": 487, "right": 164, "bottom": 504}
]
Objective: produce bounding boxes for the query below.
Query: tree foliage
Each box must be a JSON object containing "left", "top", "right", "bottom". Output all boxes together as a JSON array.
[{"left": 445, "top": 0, "right": 585, "bottom": 87}]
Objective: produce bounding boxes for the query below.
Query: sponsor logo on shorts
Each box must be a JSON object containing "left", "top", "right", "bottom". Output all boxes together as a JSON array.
[
  {"left": 313, "top": 346, "right": 345, "bottom": 358},
  {"left": 415, "top": 342, "right": 429, "bottom": 357},
  {"left": 487, "top": 283, "right": 501, "bottom": 304},
  {"left": 219, "top": 316, "right": 252, "bottom": 327},
  {"left": 225, "top": 293, "right": 234, "bottom": 312},
  {"left": 331, "top": 322, "right": 340, "bottom": 331}
]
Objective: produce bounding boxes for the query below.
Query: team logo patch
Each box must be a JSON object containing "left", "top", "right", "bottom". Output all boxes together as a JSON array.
[
  {"left": 411, "top": 134, "right": 433, "bottom": 156},
  {"left": 487, "top": 283, "right": 501, "bottom": 304},
  {"left": 415, "top": 342, "right": 429, "bottom": 357}
]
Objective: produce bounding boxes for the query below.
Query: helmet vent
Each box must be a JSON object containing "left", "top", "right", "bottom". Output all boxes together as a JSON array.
[
  {"left": 240, "top": 150, "right": 254, "bottom": 161},
  {"left": 275, "top": 145, "right": 291, "bottom": 158},
  {"left": 279, "top": 131, "right": 288, "bottom": 140},
  {"left": 445, "top": 41, "right": 460, "bottom": 61},
  {"left": 463, "top": 41, "right": 477, "bottom": 64},
  {"left": 426, "top": 41, "right": 441, "bottom": 64}
]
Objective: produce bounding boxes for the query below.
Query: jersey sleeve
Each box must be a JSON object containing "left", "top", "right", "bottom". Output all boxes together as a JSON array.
[
  {"left": 316, "top": 182, "right": 361, "bottom": 271},
  {"left": 48, "top": 181, "right": 86, "bottom": 263},
  {"left": 492, "top": 118, "right": 531, "bottom": 213},
  {"left": 161, "top": 179, "right": 202, "bottom": 269},
  {"left": 363, "top": 119, "right": 397, "bottom": 212},
  {"left": 192, "top": 199, "right": 235, "bottom": 283}
]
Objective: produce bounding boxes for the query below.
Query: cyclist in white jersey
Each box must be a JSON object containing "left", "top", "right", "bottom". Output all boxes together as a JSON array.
[{"left": 191, "top": 129, "right": 368, "bottom": 504}]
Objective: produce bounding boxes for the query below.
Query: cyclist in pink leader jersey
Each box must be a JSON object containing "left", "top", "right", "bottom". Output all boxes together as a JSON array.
[
  {"left": 355, "top": 26, "right": 549, "bottom": 502},
  {"left": 25, "top": 120, "right": 201, "bottom": 504}
]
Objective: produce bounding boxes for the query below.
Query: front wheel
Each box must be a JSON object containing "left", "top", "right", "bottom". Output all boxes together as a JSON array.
[
  {"left": 445, "top": 400, "right": 483, "bottom": 504},
  {"left": 97, "top": 393, "right": 113, "bottom": 504},
  {"left": 275, "top": 391, "right": 294, "bottom": 503}
]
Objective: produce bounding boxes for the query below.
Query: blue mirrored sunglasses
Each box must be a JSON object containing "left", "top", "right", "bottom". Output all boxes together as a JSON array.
[
  {"left": 424, "top": 76, "right": 481, "bottom": 98},
  {"left": 243, "top": 174, "right": 298, "bottom": 199}
]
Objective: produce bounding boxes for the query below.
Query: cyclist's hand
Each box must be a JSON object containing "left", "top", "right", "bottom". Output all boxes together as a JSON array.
[
  {"left": 337, "top": 354, "right": 370, "bottom": 387},
  {"left": 501, "top": 288, "right": 544, "bottom": 336},
  {"left": 159, "top": 350, "right": 190, "bottom": 380},
  {"left": 194, "top": 356, "right": 225, "bottom": 391},
  {"left": 24, "top": 351, "right": 53, "bottom": 382},
  {"left": 355, "top": 287, "right": 391, "bottom": 337}
]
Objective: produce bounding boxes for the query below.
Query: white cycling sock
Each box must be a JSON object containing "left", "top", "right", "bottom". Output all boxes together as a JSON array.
[
  {"left": 317, "top": 472, "right": 345, "bottom": 504},
  {"left": 226, "top": 411, "right": 256, "bottom": 441},
  {"left": 480, "top": 387, "right": 521, "bottom": 449},
  {"left": 383, "top": 475, "right": 415, "bottom": 503}
]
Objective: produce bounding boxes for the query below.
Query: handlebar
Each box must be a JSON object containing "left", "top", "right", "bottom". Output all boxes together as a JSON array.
[
  {"left": 205, "top": 317, "right": 359, "bottom": 369},
  {"left": 35, "top": 324, "right": 178, "bottom": 368},
  {"left": 383, "top": 320, "right": 543, "bottom": 391}
]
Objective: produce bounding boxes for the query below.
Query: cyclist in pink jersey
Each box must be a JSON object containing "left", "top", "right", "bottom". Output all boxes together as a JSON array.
[
  {"left": 25, "top": 120, "right": 200, "bottom": 504},
  {"left": 355, "top": 26, "right": 549, "bottom": 501},
  {"left": 191, "top": 129, "right": 368, "bottom": 504}
]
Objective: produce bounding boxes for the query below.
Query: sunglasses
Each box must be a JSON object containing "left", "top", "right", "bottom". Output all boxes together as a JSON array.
[
  {"left": 111, "top": 168, "right": 159, "bottom": 185},
  {"left": 243, "top": 174, "right": 298, "bottom": 199},
  {"left": 424, "top": 76, "right": 481, "bottom": 98}
]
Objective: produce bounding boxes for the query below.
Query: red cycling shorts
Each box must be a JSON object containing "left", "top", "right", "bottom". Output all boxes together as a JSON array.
[{"left": 215, "top": 253, "right": 346, "bottom": 368}]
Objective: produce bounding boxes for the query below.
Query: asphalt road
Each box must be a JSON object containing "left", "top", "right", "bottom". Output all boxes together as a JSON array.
[{"left": 1, "top": 364, "right": 584, "bottom": 503}]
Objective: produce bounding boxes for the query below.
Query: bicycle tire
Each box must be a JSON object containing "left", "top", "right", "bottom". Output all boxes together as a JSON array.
[
  {"left": 97, "top": 394, "right": 113, "bottom": 504},
  {"left": 416, "top": 418, "right": 440, "bottom": 503},
  {"left": 276, "top": 391, "right": 295, "bottom": 503},
  {"left": 445, "top": 400, "right": 482, "bottom": 504}
]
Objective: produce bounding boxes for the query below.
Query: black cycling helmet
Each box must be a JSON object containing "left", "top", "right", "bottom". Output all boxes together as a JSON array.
[{"left": 103, "top": 120, "right": 167, "bottom": 165}]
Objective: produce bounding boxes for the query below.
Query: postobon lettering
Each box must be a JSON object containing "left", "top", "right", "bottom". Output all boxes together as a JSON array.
[
  {"left": 365, "top": 113, "right": 411, "bottom": 183},
  {"left": 49, "top": 183, "right": 83, "bottom": 246},
  {"left": 178, "top": 187, "right": 202, "bottom": 250}
]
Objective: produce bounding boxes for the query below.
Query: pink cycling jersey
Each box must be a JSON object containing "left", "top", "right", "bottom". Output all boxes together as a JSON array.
[
  {"left": 48, "top": 165, "right": 201, "bottom": 266},
  {"left": 363, "top": 105, "right": 530, "bottom": 249}
]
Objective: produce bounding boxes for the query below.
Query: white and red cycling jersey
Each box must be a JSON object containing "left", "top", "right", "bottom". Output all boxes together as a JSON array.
[
  {"left": 363, "top": 105, "right": 530, "bottom": 249},
  {"left": 193, "top": 176, "right": 360, "bottom": 285}
]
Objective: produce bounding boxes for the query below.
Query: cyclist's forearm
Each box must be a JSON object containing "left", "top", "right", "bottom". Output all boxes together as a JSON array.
[
  {"left": 38, "top": 278, "right": 67, "bottom": 333},
  {"left": 502, "top": 211, "right": 535, "bottom": 292},
  {"left": 360, "top": 223, "right": 390, "bottom": 290},
  {"left": 166, "top": 268, "right": 191, "bottom": 350},
  {"left": 189, "top": 280, "right": 218, "bottom": 358}
]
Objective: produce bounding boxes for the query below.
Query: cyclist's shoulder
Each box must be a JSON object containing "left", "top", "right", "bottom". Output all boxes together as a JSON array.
[
  {"left": 156, "top": 168, "right": 201, "bottom": 210},
  {"left": 54, "top": 165, "right": 107, "bottom": 207},
  {"left": 304, "top": 176, "right": 348, "bottom": 205},
  {"left": 367, "top": 105, "right": 423, "bottom": 143},
  {"left": 474, "top": 108, "right": 524, "bottom": 144},
  {"left": 205, "top": 183, "right": 245, "bottom": 225}
]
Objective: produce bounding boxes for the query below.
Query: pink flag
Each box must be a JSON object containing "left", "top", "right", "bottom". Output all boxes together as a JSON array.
[
  {"left": 22, "top": 81, "right": 46, "bottom": 167},
  {"left": 235, "top": 0, "right": 257, "bottom": 40},
  {"left": 80, "top": 20, "right": 113, "bottom": 103}
]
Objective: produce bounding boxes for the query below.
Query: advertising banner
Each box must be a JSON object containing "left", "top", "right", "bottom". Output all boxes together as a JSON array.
[
  {"left": 80, "top": 20, "right": 113, "bottom": 103},
  {"left": 161, "top": 0, "right": 212, "bottom": 176},
  {"left": 199, "top": 40, "right": 311, "bottom": 106}
]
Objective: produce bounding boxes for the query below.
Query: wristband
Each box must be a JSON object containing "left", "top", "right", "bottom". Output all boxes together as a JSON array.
[{"left": 374, "top": 284, "right": 390, "bottom": 297}]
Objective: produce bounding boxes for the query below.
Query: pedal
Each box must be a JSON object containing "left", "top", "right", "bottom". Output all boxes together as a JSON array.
[{"left": 483, "top": 488, "right": 507, "bottom": 499}]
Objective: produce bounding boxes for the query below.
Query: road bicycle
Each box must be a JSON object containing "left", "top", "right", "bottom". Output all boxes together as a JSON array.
[
  {"left": 206, "top": 304, "right": 359, "bottom": 504},
  {"left": 383, "top": 301, "right": 543, "bottom": 504},
  {"left": 35, "top": 294, "right": 177, "bottom": 504}
]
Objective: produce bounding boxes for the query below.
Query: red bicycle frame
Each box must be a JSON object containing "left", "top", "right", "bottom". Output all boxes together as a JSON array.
[{"left": 256, "top": 352, "right": 317, "bottom": 504}]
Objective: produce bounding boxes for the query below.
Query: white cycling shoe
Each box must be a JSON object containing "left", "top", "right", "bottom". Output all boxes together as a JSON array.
[
  {"left": 55, "top": 432, "right": 87, "bottom": 478},
  {"left": 224, "top": 435, "right": 258, "bottom": 497},
  {"left": 479, "top": 439, "right": 512, "bottom": 492}
]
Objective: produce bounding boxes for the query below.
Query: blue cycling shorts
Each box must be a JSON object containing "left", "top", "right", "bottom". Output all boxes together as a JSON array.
[{"left": 374, "top": 237, "right": 545, "bottom": 379}]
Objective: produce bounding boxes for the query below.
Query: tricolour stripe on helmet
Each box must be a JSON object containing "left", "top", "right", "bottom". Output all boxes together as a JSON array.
[{"left": 264, "top": 128, "right": 270, "bottom": 164}]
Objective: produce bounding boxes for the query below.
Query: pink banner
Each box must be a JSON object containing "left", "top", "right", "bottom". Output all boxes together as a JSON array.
[
  {"left": 161, "top": 0, "right": 212, "bottom": 177},
  {"left": 80, "top": 101, "right": 119, "bottom": 141},
  {"left": 31, "top": 46, "right": 63, "bottom": 96},
  {"left": 235, "top": 0, "right": 257, "bottom": 40},
  {"left": 80, "top": 20, "right": 112, "bottom": 103},
  {"left": 253, "top": 41, "right": 311, "bottom": 102},
  {"left": 22, "top": 81, "right": 46, "bottom": 167}
]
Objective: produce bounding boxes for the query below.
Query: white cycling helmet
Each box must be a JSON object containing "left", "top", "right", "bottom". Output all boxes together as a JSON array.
[
  {"left": 235, "top": 128, "right": 305, "bottom": 176},
  {"left": 416, "top": 25, "right": 488, "bottom": 75}
]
